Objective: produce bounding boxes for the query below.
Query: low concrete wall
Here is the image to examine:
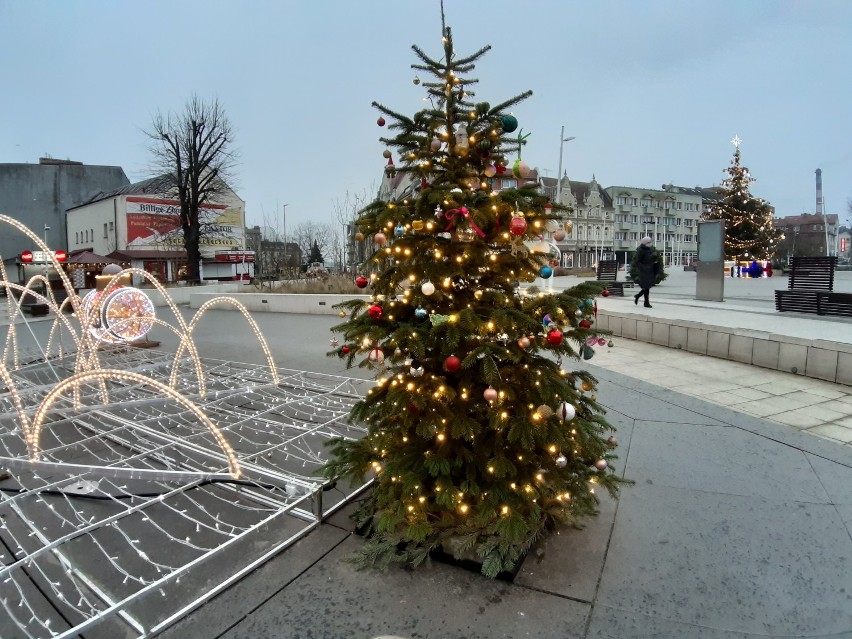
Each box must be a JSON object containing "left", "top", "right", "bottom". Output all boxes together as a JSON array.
[
  {"left": 596, "top": 309, "right": 852, "bottom": 386},
  {"left": 147, "top": 283, "right": 251, "bottom": 307}
]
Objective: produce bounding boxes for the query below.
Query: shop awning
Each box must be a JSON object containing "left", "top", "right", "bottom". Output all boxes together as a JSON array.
[
  {"left": 65, "top": 250, "right": 124, "bottom": 265},
  {"left": 107, "top": 250, "right": 187, "bottom": 260}
]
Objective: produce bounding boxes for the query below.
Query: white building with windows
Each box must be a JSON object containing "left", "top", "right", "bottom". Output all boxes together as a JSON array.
[{"left": 605, "top": 185, "right": 703, "bottom": 266}]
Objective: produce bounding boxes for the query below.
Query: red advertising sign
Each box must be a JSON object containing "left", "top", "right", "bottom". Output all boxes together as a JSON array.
[
  {"left": 841, "top": 237, "right": 847, "bottom": 253},
  {"left": 20, "top": 250, "right": 33, "bottom": 263},
  {"left": 125, "top": 196, "right": 244, "bottom": 257}
]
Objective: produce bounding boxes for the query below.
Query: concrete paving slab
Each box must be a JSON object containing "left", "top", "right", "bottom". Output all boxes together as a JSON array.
[
  {"left": 624, "top": 421, "right": 831, "bottom": 503},
  {"left": 807, "top": 424, "right": 852, "bottom": 444},
  {"left": 586, "top": 605, "right": 756, "bottom": 639},
  {"left": 773, "top": 406, "right": 847, "bottom": 429},
  {"left": 805, "top": 453, "right": 852, "bottom": 505},
  {"left": 515, "top": 493, "right": 616, "bottom": 602},
  {"left": 219, "top": 536, "right": 591, "bottom": 639},
  {"left": 596, "top": 483, "right": 852, "bottom": 636}
]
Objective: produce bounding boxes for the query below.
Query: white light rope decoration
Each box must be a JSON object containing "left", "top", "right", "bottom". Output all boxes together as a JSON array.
[
  {"left": 29, "top": 370, "right": 242, "bottom": 478},
  {"left": 85, "top": 268, "right": 207, "bottom": 394},
  {"left": 170, "top": 296, "right": 280, "bottom": 388}
]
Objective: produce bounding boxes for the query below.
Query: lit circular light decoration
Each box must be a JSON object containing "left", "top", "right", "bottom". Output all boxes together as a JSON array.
[{"left": 82, "top": 287, "right": 155, "bottom": 343}]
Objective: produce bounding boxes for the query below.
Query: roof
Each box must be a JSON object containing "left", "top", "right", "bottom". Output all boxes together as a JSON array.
[
  {"left": 662, "top": 184, "right": 725, "bottom": 202},
  {"left": 108, "top": 249, "right": 187, "bottom": 260},
  {"left": 539, "top": 176, "right": 613, "bottom": 208},
  {"left": 68, "top": 175, "right": 176, "bottom": 210},
  {"left": 65, "top": 250, "right": 124, "bottom": 265},
  {"left": 774, "top": 213, "right": 839, "bottom": 227}
]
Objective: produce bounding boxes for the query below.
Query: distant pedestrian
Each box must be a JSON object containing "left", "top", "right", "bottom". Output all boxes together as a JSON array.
[
  {"left": 765, "top": 262, "right": 773, "bottom": 277},
  {"left": 730, "top": 265, "right": 734, "bottom": 277},
  {"left": 736, "top": 264, "right": 741, "bottom": 277},
  {"left": 632, "top": 236, "right": 658, "bottom": 308}
]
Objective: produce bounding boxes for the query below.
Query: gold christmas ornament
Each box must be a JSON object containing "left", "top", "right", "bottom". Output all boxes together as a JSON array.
[
  {"left": 537, "top": 405, "right": 554, "bottom": 419},
  {"left": 581, "top": 381, "right": 593, "bottom": 392}
]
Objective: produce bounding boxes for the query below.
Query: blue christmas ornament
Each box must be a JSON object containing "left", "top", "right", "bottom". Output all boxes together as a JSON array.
[
  {"left": 394, "top": 224, "right": 405, "bottom": 237},
  {"left": 542, "top": 313, "right": 552, "bottom": 326},
  {"left": 414, "top": 306, "right": 428, "bottom": 319},
  {"left": 539, "top": 265, "right": 553, "bottom": 279},
  {"left": 501, "top": 114, "right": 518, "bottom": 133}
]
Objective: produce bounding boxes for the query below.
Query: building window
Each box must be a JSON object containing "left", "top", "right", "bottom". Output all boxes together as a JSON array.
[
  {"left": 104, "top": 223, "right": 108, "bottom": 239},
  {"left": 109, "top": 221, "right": 114, "bottom": 231},
  {"left": 501, "top": 178, "right": 516, "bottom": 189},
  {"left": 631, "top": 198, "right": 638, "bottom": 206}
]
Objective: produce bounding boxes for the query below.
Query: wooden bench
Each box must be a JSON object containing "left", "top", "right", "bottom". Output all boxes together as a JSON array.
[
  {"left": 816, "top": 292, "right": 852, "bottom": 317},
  {"left": 774, "top": 256, "right": 837, "bottom": 314},
  {"left": 596, "top": 260, "right": 624, "bottom": 296}
]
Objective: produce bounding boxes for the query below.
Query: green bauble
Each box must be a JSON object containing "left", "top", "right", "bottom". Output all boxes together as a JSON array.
[{"left": 501, "top": 114, "right": 518, "bottom": 132}]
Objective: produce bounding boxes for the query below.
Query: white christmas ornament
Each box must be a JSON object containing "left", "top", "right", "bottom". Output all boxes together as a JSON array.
[
  {"left": 421, "top": 281, "right": 436, "bottom": 295},
  {"left": 555, "top": 454, "right": 568, "bottom": 468},
  {"left": 558, "top": 402, "right": 576, "bottom": 422}
]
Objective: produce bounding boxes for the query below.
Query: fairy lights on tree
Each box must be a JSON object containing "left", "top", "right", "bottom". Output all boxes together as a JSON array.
[
  {"left": 706, "top": 135, "right": 783, "bottom": 264},
  {"left": 324, "top": 16, "right": 626, "bottom": 577}
]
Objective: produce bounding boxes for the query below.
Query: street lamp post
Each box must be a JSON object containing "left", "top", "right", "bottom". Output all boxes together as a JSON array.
[{"left": 555, "top": 126, "right": 576, "bottom": 263}]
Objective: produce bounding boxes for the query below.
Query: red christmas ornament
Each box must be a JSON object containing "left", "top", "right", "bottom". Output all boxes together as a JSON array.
[
  {"left": 368, "top": 304, "right": 383, "bottom": 320},
  {"left": 509, "top": 216, "right": 528, "bottom": 236},
  {"left": 341, "top": 346, "right": 350, "bottom": 354},
  {"left": 546, "top": 329, "right": 564, "bottom": 346},
  {"left": 579, "top": 319, "right": 592, "bottom": 329},
  {"left": 601, "top": 289, "right": 611, "bottom": 297},
  {"left": 377, "top": 117, "right": 386, "bottom": 126},
  {"left": 355, "top": 276, "right": 368, "bottom": 289},
  {"left": 444, "top": 355, "right": 462, "bottom": 373},
  {"left": 495, "top": 163, "right": 506, "bottom": 175}
]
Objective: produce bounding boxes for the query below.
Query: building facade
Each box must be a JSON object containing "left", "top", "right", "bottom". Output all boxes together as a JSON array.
[
  {"left": 540, "top": 175, "right": 613, "bottom": 268},
  {"left": 774, "top": 213, "right": 839, "bottom": 261},
  {"left": 0, "top": 158, "right": 129, "bottom": 270},
  {"left": 66, "top": 176, "right": 249, "bottom": 283},
  {"left": 605, "top": 185, "right": 703, "bottom": 267}
]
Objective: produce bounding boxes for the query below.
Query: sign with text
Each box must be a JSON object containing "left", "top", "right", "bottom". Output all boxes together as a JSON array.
[{"left": 126, "top": 197, "right": 244, "bottom": 257}]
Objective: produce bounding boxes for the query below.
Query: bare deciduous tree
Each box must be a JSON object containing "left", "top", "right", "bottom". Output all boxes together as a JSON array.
[
  {"left": 146, "top": 95, "right": 238, "bottom": 284},
  {"left": 290, "top": 221, "right": 334, "bottom": 270},
  {"left": 331, "top": 186, "right": 375, "bottom": 273}
]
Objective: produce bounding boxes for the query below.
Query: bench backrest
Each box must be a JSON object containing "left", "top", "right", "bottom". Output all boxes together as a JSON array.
[
  {"left": 596, "top": 260, "right": 619, "bottom": 282},
  {"left": 787, "top": 256, "right": 837, "bottom": 291}
]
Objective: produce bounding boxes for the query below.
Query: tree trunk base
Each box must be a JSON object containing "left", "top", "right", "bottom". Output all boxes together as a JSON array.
[{"left": 429, "top": 537, "right": 524, "bottom": 582}]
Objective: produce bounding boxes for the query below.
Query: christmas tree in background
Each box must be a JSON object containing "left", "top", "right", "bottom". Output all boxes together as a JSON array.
[
  {"left": 324, "top": 20, "right": 626, "bottom": 578},
  {"left": 706, "top": 135, "right": 783, "bottom": 264}
]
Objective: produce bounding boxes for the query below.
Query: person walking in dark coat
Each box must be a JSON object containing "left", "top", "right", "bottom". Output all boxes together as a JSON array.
[{"left": 632, "top": 236, "right": 658, "bottom": 308}]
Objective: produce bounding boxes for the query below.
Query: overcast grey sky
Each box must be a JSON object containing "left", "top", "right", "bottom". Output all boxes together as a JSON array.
[{"left": 2, "top": 0, "right": 850, "bottom": 229}]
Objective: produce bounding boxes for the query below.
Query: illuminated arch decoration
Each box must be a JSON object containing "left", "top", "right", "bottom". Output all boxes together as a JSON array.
[
  {"left": 30, "top": 370, "right": 241, "bottom": 477},
  {"left": 170, "top": 296, "right": 280, "bottom": 388}
]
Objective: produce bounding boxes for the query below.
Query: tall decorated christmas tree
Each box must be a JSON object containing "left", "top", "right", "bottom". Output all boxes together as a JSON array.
[
  {"left": 706, "top": 135, "right": 783, "bottom": 264},
  {"left": 324, "top": 21, "right": 626, "bottom": 578}
]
